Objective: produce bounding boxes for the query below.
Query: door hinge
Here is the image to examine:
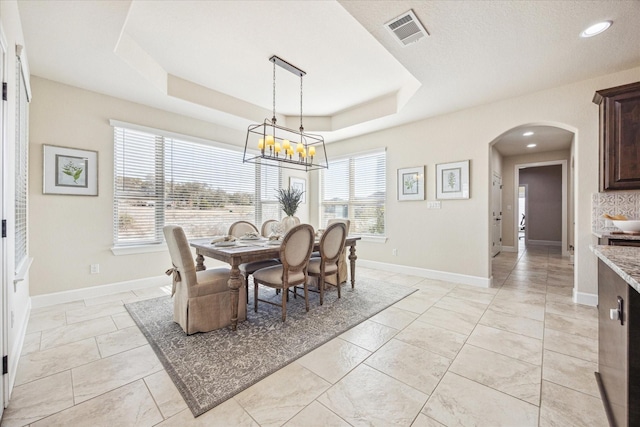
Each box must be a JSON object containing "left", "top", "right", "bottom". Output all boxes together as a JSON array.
[
  {"left": 2, "top": 82, "right": 7, "bottom": 101},
  {"left": 2, "top": 355, "right": 7, "bottom": 375},
  {"left": 1, "top": 219, "right": 6, "bottom": 238}
]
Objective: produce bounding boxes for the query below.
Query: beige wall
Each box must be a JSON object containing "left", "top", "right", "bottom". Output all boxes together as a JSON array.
[
  {"left": 501, "top": 149, "right": 571, "bottom": 248},
  {"left": 28, "top": 66, "right": 640, "bottom": 301},
  {"left": 28, "top": 77, "right": 309, "bottom": 296},
  {"left": 520, "top": 165, "right": 563, "bottom": 242}
]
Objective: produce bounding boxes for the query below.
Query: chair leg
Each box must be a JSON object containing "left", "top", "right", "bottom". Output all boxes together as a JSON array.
[
  {"left": 319, "top": 276, "right": 324, "bottom": 306},
  {"left": 281, "top": 286, "right": 287, "bottom": 322},
  {"left": 304, "top": 283, "right": 309, "bottom": 312},
  {"left": 254, "top": 281, "right": 258, "bottom": 313},
  {"left": 337, "top": 275, "right": 341, "bottom": 299}
]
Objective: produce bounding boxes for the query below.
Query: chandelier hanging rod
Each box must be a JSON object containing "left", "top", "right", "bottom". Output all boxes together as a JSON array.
[{"left": 269, "top": 55, "right": 306, "bottom": 78}]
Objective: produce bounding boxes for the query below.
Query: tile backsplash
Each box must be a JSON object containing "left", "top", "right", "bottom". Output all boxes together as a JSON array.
[{"left": 592, "top": 191, "right": 640, "bottom": 231}]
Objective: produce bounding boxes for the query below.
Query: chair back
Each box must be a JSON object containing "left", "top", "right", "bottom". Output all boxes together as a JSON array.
[
  {"left": 261, "top": 219, "right": 278, "bottom": 237},
  {"left": 328, "top": 218, "right": 350, "bottom": 235},
  {"left": 280, "top": 224, "right": 315, "bottom": 273},
  {"left": 229, "top": 221, "right": 259, "bottom": 238},
  {"left": 163, "top": 225, "right": 197, "bottom": 287},
  {"left": 320, "top": 221, "right": 347, "bottom": 264}
]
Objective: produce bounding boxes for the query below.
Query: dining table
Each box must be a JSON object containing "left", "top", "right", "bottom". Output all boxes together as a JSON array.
[{"left": 190, "top": 235, "right": 362, "bottom": 330}]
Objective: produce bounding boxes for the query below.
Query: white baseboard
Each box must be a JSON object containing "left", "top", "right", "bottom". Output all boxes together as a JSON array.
[
  {"left": 573, "top": 289, "right": 598, "bottom": 307},
  {"left": 31, "top": 275, "right": 170, "bottom": 308},
  {"left": 528, "top": 240, "right": 561, "bottom": 246},
  {"left": 358, "top": 259, "right": 491, "bottom": 288},
  {"left": 501, "top": 246, "right": 518, "bottom": 253}
]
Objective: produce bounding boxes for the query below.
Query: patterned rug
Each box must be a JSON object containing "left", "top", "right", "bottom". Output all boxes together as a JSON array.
[{"left": 125, "top": 278, "right": 416, "bottom": 417}]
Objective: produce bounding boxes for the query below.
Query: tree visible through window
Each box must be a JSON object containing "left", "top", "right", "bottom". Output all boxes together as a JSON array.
[
  {"left": 320, "top": 150, "right": 386, "bottom": 236},
  {"left": 113, "top": 126, "right": 280, "bottom": 245}
]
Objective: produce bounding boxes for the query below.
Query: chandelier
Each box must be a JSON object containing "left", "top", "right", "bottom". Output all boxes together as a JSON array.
[{"left": 243, "top": 55, "right": 328, "bottom": 171}]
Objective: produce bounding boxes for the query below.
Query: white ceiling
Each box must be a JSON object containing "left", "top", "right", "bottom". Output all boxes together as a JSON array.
[
  {"left": 492, "top": 126, "right": 574, "bottom": 157},
  {"left": 17, "top": 0, "right": 640, "bottom": 148}
]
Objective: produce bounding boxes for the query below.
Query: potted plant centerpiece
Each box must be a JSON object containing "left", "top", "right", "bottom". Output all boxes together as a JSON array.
[{"left": 276, "top": 187, "right": 304, "bottom": 233}]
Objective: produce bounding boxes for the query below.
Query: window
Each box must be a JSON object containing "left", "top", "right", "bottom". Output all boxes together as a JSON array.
[
  {"left": 320, "top": 149, "right": 386, "bottom": 236},
  {"left": 113, "top": 125, "right": 280, "bottom": 246},
  {"left": 15, "top": 56, "right": 30, "bottom": 269}
]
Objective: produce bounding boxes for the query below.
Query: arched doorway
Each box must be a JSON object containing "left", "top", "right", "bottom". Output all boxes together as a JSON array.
[{"left": 488, "top": 124, "right": 576, "bottom": 286}]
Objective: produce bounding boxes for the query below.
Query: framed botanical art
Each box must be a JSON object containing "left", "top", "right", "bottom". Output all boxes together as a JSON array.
[
  {"left": 43, "top": 145, "right": 98, "bottom": 196},
  {"left": 436, "top": 160, "right": 470, "bottom": 199},
  {"left": 397, "top": 166, "right": 425, "bottom": 201},
  {"left": 289, "top": 176, "right": 306, "bottom": 203}
]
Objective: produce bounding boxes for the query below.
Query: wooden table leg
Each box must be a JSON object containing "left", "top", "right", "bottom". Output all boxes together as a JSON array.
[
  {"left": 349, "top": 244, "right": 357, "bottom": 289},
  {"left": 228, "top": 259, "right": 244, "bottom": 331},
  {"left": 195, "top": 253, "right": 206, "bottom": 271}
]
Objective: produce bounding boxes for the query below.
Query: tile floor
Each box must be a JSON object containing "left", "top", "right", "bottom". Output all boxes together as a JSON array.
[{"left": 1, "top": 245, "right": 608, "bottom": 426}]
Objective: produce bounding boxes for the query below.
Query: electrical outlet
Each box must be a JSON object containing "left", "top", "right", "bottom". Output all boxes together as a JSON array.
[
  {"left": 392, "top": 248, "right": 398, "bottom": 256},
  {"left": 90, "top": 264, "right": 100, "bottom": 274},
  {"left": 427, "top": 201, "right": 441, "bottom": 209}
]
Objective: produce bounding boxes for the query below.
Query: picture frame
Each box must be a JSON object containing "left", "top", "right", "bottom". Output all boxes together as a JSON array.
[
  {"left": 397, "top": 166, "right": 425, "bottom": 201},
  {"left": 43, "top": 145, "right": 98, "bottom": 196},
  {"left": 436, "top": 160, "right": 470, "bottom": 199},
  {"left": 289, "top": 176, "right": 306, "bottom": 204}
]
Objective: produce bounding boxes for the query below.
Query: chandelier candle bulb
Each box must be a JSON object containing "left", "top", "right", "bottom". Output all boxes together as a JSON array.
[
  {"left": 296, "top": 143, "right": 304, "bottom": 153},
  {"left": 309, "top": 146, "right": 316, "bottom": 157},
  {"left": 282, "top": 140, "right": 290, "bottom": 150},
  {"left": 274, "top": 142, "right": 281, "bottom": 156},
  {"left": 266, "top": 135, "right": 275, "bottom": 146},
  {"left": 258, "top": 139, "right": 264, "bottom": 151}
]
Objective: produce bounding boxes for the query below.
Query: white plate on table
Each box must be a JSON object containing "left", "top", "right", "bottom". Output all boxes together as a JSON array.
[
  {"left": 214, "top": 241, "right": 237, "bottom": 247},
  {"left": 240, "top": 236, "right": 261, "bottom": 241},
  {"left": 266, "top": 240, "right": 282, "bottom": 246}
]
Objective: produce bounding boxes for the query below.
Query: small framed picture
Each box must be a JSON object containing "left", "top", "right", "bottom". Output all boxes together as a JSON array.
[
  {"left": 397, "top": 166, "right": 425, "bottom": 201},
  {"left": 43, "top": 145, "right": 98, "bottom": 196},
  {"left": 436, "top": 160, "right": 470, "bottom": 199},
  {"left": 289, "top": 176, "right": 306, "bottom": 204}
]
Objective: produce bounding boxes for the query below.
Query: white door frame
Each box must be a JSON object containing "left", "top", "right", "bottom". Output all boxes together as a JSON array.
[
  {"left": 491, "top": 172, "right": 502, "bottom": 257},
  {"left": 0, "top": 21, "right": 8, "bottom": 413},
  {"left": 514, "top": 160, "right": 568, "bottom": 256}
]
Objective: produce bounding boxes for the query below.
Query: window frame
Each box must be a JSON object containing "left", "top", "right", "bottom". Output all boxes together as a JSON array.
[
  {"left": 320, "top": 148, "right": 386, "bottom": 239},
  {"left": 111, "top": 121, "right": 281, "bottom": 249}
]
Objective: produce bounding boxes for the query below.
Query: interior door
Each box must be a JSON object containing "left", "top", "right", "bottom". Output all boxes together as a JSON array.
[{"left": 491, "top": 173, "right": 502, "bottom": 257}]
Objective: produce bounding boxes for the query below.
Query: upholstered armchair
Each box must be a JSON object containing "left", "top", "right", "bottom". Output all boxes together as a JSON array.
[
  {"left": 308, "top": 221, "right": 347, "bottom": 305},
  {"left": 164, "top": 225, "right": 247, "bottom": 334},
  {"left": 252, "top": 224, "right": 315, "bottom": 321}
]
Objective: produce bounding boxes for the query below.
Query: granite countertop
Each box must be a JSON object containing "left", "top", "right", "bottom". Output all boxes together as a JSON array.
[
  {"left": 593, "top": 230, "right": 640, "bottom": 240},
  {"left": 592, "top": 245, "right": 640, "bottom": 294}
]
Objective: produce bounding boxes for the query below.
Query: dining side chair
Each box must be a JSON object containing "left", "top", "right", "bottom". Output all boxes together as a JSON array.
[
  {"left": 228, "top": 221, "right": 280, "bottom": 303},
  {"left": 252, "top": 223, "right": 315, "bottom": 321},
  {"left": 322, "top": 218, "right": 351, "bottom": 288},
  {"left": 261, "top": 219, "right": 279, "bottom": 237},
  {"left": 307, "top": 221, "right": 348, "bottom": 305},
  {"left": 163, "top": 225, "right": 247, "bottom": 334},
  {"left": 228, "top": 220, "right": 259, "bottom": 237}
]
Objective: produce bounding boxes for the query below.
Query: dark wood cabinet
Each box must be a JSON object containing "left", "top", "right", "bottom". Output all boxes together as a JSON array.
[
  {"left": 597, "top": 259, "right": 640, "bottom": 427},
  {"left": 593, "top": 82, "right": 640, "bottom": 191}
]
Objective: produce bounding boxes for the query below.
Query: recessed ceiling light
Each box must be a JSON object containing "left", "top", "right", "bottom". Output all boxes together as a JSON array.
[
  {"left": 527, "top": 143, "right": 537, "bottom": 148},
  {"left": 580, "top": 21, "right": 612, "bottom": 38},
  {"left": 523, "top": 131, "right": 534, "bottom": 136}
]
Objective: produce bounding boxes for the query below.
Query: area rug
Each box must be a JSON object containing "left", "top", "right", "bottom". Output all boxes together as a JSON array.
[{"left": 125, "top": 278, "right": 416, "bottom": 417}]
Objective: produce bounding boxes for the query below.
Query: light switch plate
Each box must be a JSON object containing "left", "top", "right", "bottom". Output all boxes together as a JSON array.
[{"left": 427, "top": 201, "right": 441, "bottom": 209}]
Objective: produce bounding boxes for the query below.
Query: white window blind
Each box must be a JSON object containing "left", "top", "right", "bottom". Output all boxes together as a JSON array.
[
  {"left": 113, "top": 126, "right": 281, "bottom": 246},
  {"left": 15, "top": 57, "right": 29, "bottom": 269},
  {"left": 320, "top": 150, "right": 386, "bottom": 236}
]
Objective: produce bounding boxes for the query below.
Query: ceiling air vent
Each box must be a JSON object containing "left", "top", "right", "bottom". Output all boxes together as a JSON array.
[{"left": 385, "top": 9, "right": 429, "bottom": 47}]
